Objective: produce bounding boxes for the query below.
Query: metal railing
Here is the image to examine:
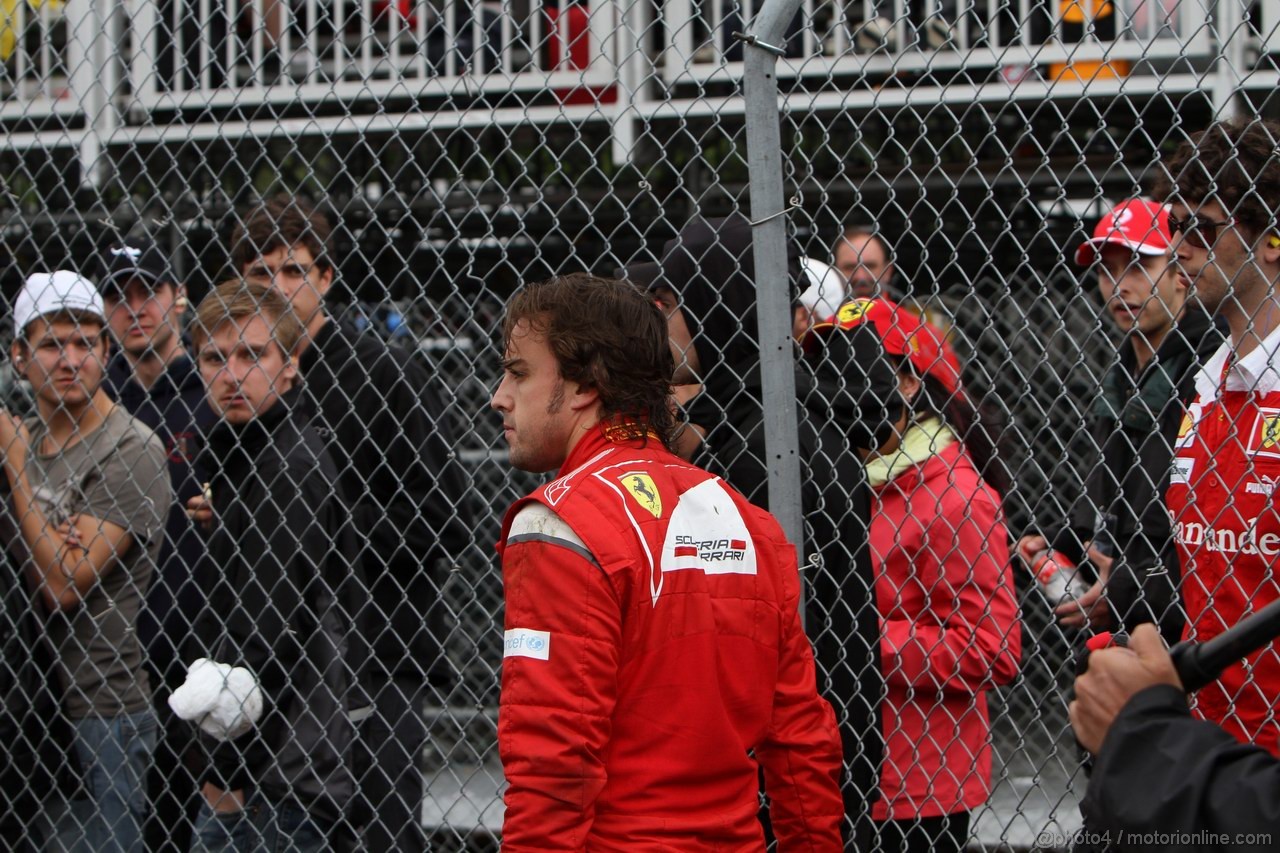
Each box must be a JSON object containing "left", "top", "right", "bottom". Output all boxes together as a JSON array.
[{"left": 0, "top": 0, "right": 1235, "bottom": 166}]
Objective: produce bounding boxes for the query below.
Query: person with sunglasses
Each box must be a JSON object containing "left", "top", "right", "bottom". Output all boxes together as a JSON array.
[
  {"left": 1017, "top": 199, "right": 1221, "bottom": 645},
  {"left": 1157, "top": 118, "right": 1280, "bottom": 760},
  {"left": 1070, "top": 118, "right": 1280, "bottom": 842}
]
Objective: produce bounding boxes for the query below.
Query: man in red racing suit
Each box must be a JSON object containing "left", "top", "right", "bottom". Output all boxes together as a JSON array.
[
  {"left": 1160, "top": 118, "right": 1280, "bottom": 757},
  {"left": 1166, "top": 335, "right": 1280, "bottom": 754},
  {"left": 492, "top": 273, "right": 844, "bottom": 851}
]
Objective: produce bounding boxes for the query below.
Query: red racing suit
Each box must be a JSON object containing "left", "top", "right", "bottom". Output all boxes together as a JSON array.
[
  {"left": 1167, "top": 333, "right": 1280, "bottom": 756},
  {"left": 496, "top": 426, "right": 844, "bottom": 851}
]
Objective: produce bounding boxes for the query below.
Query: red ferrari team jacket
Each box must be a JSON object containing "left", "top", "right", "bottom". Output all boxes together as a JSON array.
[
  {"left": 496, "top": 426, "right": 845, "bottom": 851},
  {"left": 1168, "top": 334, "right": 1280, "bottom": 756},
  {"left": 869, "top": 441, "right": 1021, "bottom": 820}
]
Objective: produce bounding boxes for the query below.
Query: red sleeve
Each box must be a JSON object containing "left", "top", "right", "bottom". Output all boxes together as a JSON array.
[
  {"left": 881, "top": 485, "right": 1022, "bottom": 692},
  {"left": 755, "top": 541, "right": 846, "bottom": 851},
  {"left": 498, "top": 529, "right": 622, "bottom": 851}
]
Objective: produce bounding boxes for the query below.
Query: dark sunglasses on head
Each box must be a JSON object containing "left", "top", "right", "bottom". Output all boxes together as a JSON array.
[{"left": 1167, "top": 214, "right": 1234, "bottom": 249}]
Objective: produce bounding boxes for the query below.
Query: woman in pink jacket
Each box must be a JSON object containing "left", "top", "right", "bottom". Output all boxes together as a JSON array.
[{"left": 810, "top": 298, "right": 1023, "bottom": 853}]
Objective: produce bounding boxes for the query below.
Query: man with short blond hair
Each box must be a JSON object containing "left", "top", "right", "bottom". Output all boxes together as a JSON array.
[{"left": 177, "top": 281, "right": 365, "bottom": 851}]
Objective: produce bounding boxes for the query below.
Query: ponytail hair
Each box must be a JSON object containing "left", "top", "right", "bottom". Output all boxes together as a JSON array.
[{"left": 913, "top": 371, "right": 1011, "bottom": 495}]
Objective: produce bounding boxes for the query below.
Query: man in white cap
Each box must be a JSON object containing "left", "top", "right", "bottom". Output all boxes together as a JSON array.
[
  {"left": 1017, "top": 199, "right": 1220, "bottom": 642},
  {"left": 0, "top": 271, "right": 171, "bottom": 850},
  {"left": 793, "top": 257, "right": 849, "bottom": 340}
]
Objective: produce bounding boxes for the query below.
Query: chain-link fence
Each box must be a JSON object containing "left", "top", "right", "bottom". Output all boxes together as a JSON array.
[{"left": 3, "top": 0, "right": 1280, "bottom": 848}]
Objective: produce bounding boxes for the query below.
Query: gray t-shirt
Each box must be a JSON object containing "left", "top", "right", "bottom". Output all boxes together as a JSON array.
[{"left": 19, "top": 407, "right": 170, "bottom": 718}]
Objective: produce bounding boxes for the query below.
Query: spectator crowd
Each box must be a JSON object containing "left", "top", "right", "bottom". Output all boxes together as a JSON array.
[{"left": 2, "top": 116, "right": 1279, "bottom": 852}]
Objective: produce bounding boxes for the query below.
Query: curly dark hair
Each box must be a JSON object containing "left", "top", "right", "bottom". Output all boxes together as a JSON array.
[
  {"left": 502, "top": 273, "right": 676, "bottom": 449},
  {"left": 230, "top": 194, "right": 334, "bottom": 275},
  {"left": 1154, "top": 118, "right": 1280, "bottom": 241}
]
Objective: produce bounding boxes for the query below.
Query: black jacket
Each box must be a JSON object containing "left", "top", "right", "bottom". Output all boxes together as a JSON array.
[
  {"left": 1052, "top": 305, "right": 1223, "bottom": 643},
  {"left": 299, "top": 318, "right": 470, "bottom": 682},
  {"left": 105, "top": 353, "right": 217, "bottom": 684},
  {"left": 656, "top": 214, "right": 900, "bottom": 842},
  {"left": 191, "top": 387, "right": 366, "bottom": 824},
  {"left": 1082, "top": 685, "right": 1279, "bottom": 850}
]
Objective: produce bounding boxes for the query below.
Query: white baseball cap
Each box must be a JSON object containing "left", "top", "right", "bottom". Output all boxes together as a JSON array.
[
  {"left": 14, "top": 271, "right": 106, "bottom": 337},
  {"left": 797, "top": 257, "right": 849, "bottom": 322}
]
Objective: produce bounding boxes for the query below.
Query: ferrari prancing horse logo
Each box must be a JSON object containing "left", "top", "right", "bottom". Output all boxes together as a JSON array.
[{"left": 620, "top": 472, "right": 662, "bottom": 518}]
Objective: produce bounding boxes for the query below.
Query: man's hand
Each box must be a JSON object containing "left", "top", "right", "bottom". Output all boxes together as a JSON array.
[
  {"left": 1069, "top": 624, "right": 1182, "bottom": 754},
  {"left": 55, "top": 515, "right": 85, "bottom": 574},
  {"left": 1055, "top": 544, "right": 1114, "bottom": 630},
  {"left": 186, "top": 492, "right": 214, "bottom": 531},
  {"left": 1015, "top": 533, "right": 1048, "bottom": 562},
  {"left": 201, "top": 782, "right": 246, "bottom": 814},
  {"left": 1055, "top": 580, "right": 1110, "bottom": 629}
]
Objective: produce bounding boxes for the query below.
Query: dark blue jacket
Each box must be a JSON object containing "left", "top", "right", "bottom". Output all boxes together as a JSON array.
[{"left": 105, "top": 352, "right": 217, "bottom": 684}]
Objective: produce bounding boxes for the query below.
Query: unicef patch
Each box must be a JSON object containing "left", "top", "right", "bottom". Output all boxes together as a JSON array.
[{"left": 503, "top": 629, "right": 551, "bottom": 661}]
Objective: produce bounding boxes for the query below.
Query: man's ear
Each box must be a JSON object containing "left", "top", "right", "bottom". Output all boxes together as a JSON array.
[
  {"left": 569, "top": 382, "right": 600, "bottom": 413},
  {"left": 174, "top": 284, "right": 189, "bottom": 315},
  {"left": 1263, "top": 232, "right": 1280, "bottom": 266},
  {"left": 316, "top": 265, "right": 335, "bottom": 298}
]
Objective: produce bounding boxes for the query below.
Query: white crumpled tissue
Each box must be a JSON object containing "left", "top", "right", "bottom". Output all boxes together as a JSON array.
[{"left": 168, "top": 658, "right": 264, "bottom": 741}]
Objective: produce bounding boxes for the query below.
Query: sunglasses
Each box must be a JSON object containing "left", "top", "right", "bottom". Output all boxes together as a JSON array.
[{"left": 1167, "top": 214, "right": 1234, "bottom": 250}]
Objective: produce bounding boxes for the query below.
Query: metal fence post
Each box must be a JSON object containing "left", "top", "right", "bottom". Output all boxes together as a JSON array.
[
  {"left": 742, "top": 0, "right": 804, "bottom": 569},
  {"left": 1212, "top": 0, "right": 1249, "bottom": 118},
  {"left": 68, "top": 0, "right": 122, "bottom": 187}
]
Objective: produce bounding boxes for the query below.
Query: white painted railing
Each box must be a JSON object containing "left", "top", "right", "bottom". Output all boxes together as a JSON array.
[{"left": 0, "top": 0, "right": 1251, "bottom": 170}]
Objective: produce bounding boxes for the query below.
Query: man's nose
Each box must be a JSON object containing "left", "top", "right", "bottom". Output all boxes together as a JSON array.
[
  {"left": 491, "top": 376, "right": 512, "bottom": 412},
  {"left": 225, "top": 358, "right": 254, "bottom": 384}
]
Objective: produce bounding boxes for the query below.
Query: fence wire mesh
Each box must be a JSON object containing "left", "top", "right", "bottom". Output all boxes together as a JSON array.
[{"left": 2, "top": 0, "right": 1280, "bottom": 848}]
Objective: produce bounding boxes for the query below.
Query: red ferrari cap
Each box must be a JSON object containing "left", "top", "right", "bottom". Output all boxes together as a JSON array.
[
  {"left": 1074, "top": 199, "right": 1173, "bottom": 266},
  {"left": 804, "top": 297, "right": 961, "bottom": 394}
]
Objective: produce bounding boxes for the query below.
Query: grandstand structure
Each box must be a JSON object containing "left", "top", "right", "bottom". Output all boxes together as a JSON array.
[
  {"left": 5, "top": 1, "right": 1280, "bottom": 848},
  {"left": 4, "top": 0, "right": 1279, "bottom": 273}
]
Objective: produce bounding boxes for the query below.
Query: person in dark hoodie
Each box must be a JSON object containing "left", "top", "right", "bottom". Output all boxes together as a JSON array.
[
  {"left": 231, "top": 196, "right": 470, "bottom": 851},
  {"left": 1016, "top": 199, "right": 1222, "bottom": 645},
  {"left": 97, "top": 238, "right": 216, "bottom": 851},
  {"left": 178, "top": 281, "right": 365, "bottom": 851},
  {"left": 638, "top": 213, "right": 901, "bottom": 847}
]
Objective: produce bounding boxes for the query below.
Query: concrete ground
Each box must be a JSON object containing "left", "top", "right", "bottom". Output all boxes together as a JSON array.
[{"left": 421, "top": 745, "right": 1086, "bottom": 852}]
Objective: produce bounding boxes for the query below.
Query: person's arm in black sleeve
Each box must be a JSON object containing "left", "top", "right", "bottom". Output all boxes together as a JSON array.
[
  {"left": 358, "top": 352, "right": 470, "bottom": 568},
  {"left": 1083, "top": 685, "right": 1280, "bottom": 848},
  {"left": 1048, "top": 416, "right": 1115, "bottom": 567},
  {"left": 1049, "top": 485, "right": 1103, "bottom": 567},
  {"left": 201, "top": 466, "right": 321, "bottom": 790},
  {"left": 355, "top": 352, "right": 469, "bottom": 681}
]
